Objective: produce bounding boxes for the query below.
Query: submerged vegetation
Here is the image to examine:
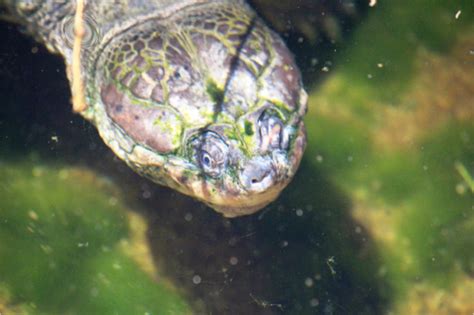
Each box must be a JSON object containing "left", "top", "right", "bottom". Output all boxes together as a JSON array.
[
  {"left": 305, "top": 0, "right": 474, "bottom": 312},
  {"left": 0, "top": 163, "right": 191, "bottom": 314}
]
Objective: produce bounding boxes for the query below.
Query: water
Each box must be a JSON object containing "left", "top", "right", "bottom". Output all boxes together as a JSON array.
[{"left": 1, "top": 1, "right": 473, "bottom": 314}]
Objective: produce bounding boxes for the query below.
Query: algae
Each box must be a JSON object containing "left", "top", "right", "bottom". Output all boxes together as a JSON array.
[
  {"left": 0, "top": 162, "right": 191, "bottom": 315},
  {"left": 305, "top": 0, "right": 474, "bottom": 312}
]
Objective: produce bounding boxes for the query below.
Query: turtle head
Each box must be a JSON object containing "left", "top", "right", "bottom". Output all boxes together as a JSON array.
[
  {"left": 93, "top": 1, "right": 307, "bottom": 217},
  {"left": 177, "top": 113, "right": 306, "bottom": 217}
]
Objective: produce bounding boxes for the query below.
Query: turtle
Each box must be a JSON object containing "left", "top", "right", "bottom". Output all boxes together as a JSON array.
[{"left": 1, "top": 0, "right": 307, "bottom": 217}]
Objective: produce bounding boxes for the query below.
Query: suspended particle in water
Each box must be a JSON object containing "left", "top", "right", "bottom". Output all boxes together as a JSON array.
[
  {"left": 326, "top": 256, "right": 337, "bottom": 275},
  {"left": 310, "top": 298, "right": 319, "bottom": 307},
  {"left": 184, "top": 212, "right": 193, "bottom": 221},
  {"left": 192, "top": 275, "right": 202, "bottom": 285},
  {"left": 249, "top": 293, "right": 284, "bottom": 310},
  {"left": 142, "top": 189, "right": 151, "bottom": 199},
  {"left": 455, "top": 183, "right": 466, "bottom": 195},
  {"left": 28, "top": 210, "right": 39, "bottom": 221},
  {"left": 113, "top": 262, "right": 122, "bottom": 270},
  {"left": 108, "top": 197, "right": 118, "bottom": 206},
  {"left": 90, "top": 287, "right": 99, "bottom": 297},
  {"left": 304, "top": 277, "right": 314, "bottom": 287}
]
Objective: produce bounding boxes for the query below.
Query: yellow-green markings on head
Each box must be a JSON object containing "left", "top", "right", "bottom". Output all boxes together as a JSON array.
[
  {"left": 206, "top": 78, "right": 225, "bottom": 106},
  {"left": 153, "top": 116, "right": 182, "bottom": 151}
]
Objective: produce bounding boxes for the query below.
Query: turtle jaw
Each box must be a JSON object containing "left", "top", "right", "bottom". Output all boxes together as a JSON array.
[
  {"left": 163, "top": 159, "right": 286, "bottom": 217},
  {"left": 205, "top": 183, "right": 287, "bottom": 218}
]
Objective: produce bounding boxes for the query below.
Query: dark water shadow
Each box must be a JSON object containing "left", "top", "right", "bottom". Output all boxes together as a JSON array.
[
  {"left": 126, "top": 158, "right": 390, "bottom": 314},
  {"left": 0, "top": 19, "right": 388, "bottom": 315},
  {"left": 249, "top": 0, "right": 369, "bottom": 89}
]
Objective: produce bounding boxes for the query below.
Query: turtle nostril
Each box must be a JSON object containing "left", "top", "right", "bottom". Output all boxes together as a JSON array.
[{"left": 240, "top": 157, "right": 276, "bottom": 192}]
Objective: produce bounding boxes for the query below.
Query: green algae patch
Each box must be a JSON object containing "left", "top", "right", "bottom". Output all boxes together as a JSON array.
[
  {"left": 305, "top": 114, "right": 372, "bottom": 178},
  {"left": 396, "top": 122, "right": 474, "bottom": 283},
  {"left": 0, "top": 162, "right": 191, "bottom": 315},
  {"left": 332, "top": 0, "right": 474, "bottom": 103},
  {"left": 310, "top": 84, "right": 473, "bottom": 311}
]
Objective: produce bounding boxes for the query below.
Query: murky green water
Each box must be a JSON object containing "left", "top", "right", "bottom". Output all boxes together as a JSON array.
[{"left": 1, "top": 1, "right": 473, "bottom": 314}]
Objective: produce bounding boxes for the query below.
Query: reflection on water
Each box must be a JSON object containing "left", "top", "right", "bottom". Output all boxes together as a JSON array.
[{"left": 1, "top": 1, "right": 473, "bottom": 314}]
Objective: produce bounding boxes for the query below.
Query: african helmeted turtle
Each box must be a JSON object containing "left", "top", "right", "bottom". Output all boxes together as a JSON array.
[{"left": 1, "top": 0, "right": 307, "bottom": 217}]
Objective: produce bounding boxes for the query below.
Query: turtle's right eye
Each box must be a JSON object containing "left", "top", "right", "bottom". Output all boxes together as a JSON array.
[
  {"left": 201, "top": 152, "right": 212, "bottom": 167},
  {"left": 195, "top": 131, "right": 229, "bottom": 177}
]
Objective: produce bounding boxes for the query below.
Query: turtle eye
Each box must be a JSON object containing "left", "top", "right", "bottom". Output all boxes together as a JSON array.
[
  {"left": 196, "top": 132, "right": 229, "bottom": 177},
  {"left": 201, "top": 152, "right": 212, "bottom": 167},
  {"left": 258, "top": 112, "right": 287, "bottom": 152}
]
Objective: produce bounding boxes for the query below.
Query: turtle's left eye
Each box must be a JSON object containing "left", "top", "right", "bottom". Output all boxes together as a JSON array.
[{"left": 196, "top": 132, "right": 229, "bottom": 177}]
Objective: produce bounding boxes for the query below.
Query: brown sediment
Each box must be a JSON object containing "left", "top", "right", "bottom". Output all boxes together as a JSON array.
[
  {"left": 374, "top": 35, "right": 474, "bottom": 150},
  {"left": 351, "top": 197, "right": 417, "bottom": 274},
  {"left": 118, "top": 212, "right": 157, "bottom": 279},
  {"left": 119, "top": 211, "right": 184, "bottom": 293},
  {"left": 0, "top": 298, "right": 31, "bottom": 314},
  {"left": 395, "top": 276, "right": 474, "bottom": 315}
]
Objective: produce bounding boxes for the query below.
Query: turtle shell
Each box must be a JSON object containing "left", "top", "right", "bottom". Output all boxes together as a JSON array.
[{"left": 89, "top": 1, "right": 307, "bottom": 217}]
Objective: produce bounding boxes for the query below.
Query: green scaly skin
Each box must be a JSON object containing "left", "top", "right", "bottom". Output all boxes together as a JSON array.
[{"left": 2, "top": 0, "right": 307, "bottom": 217}]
